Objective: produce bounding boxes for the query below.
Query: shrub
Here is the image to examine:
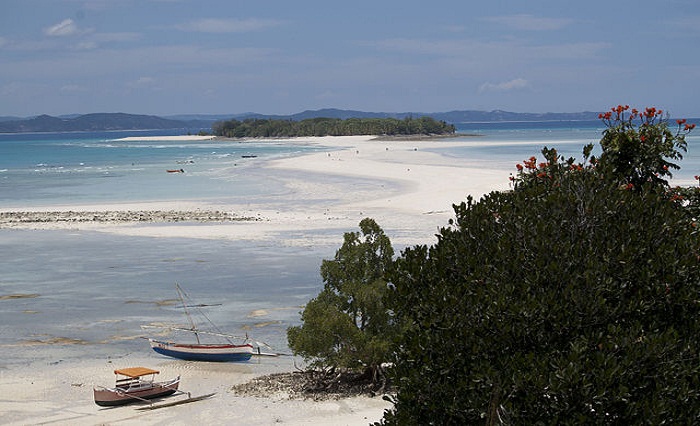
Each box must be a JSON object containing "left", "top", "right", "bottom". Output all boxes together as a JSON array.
[{"left": 380, "top": 107, "right": 700, "bottom": 424}]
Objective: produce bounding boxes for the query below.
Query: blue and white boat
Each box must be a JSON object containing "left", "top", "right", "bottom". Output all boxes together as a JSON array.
[
  {"left": 146, "top": 284, "right": 258, "bottom": 362},
  {"left": 148, "top": 338, "right": 254, "bottom": 362}
]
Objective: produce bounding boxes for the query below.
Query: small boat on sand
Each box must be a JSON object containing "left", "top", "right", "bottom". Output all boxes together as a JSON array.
[
  {"left": 166, "top": 169, "right": 184, "bottom": 173},
  {"left": 94, "top": 367, "right": 180, "bottom": 407}
]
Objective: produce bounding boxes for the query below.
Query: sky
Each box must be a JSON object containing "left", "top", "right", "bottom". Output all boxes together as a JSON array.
[{"left": 2, "top": 0, "right": 699, "bottom": 117}]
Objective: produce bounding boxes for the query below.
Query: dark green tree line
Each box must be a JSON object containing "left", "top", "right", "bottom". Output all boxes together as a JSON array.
[{"left": 212, "top": 116, "right": 455, "bottom": 138}]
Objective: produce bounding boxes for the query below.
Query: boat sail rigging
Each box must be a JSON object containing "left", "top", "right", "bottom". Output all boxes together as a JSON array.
[{"left": 144, "top": 284, "right": 274, "bottom": 362}]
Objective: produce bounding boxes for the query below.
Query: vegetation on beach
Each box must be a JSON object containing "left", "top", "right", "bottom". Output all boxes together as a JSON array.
[
  {"left": 212, "top": 116, "right": 455, "bottom": 138},
  {"left": 287, "top": 218, "right": 398, "bottom": 390},
  {"left": 288, "top": 105, "right": 700, "bottom": 422}
]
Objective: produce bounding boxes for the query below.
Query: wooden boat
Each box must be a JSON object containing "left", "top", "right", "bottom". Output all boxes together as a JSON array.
[
  {"left": 145, "top": 284, "right": 257, "bottom": 362},
  {"left": 166, "top": 168, "right": 184, "bottom": 173},
  {"left": 94, "top": 367, "right": 180, "bottom": 407},
  {"left": 148, "top": 338, "right": 254, "bottom": 362}
]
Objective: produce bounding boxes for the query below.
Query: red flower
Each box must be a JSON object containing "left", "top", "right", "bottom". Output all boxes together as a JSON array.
[{"left": 677, "top": 119, "right": 687, "bottom": 125}]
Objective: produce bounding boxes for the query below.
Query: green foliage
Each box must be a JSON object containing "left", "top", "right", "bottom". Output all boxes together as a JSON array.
[
  {"left": 379, "top": 107, "right": 700, "bottom": 424},
  {"left": 212, "top": 116, "right": 455, "bottom": 138},
  {"left": 287, "top": 218, "right": 397, "bottom": 378},
  {"left": 596, "top": 105, "right": 692, "bottom": 188}
]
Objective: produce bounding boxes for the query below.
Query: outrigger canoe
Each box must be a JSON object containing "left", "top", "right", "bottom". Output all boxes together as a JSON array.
[
  {"left": 148, "top": 338, "right": 254, "bottom": 362},
  {"left": 145, "top": 284, "right": 258, "bottom": 362},
  {"left": 94, "top": 367, "right": 180, "bottom": 407}
]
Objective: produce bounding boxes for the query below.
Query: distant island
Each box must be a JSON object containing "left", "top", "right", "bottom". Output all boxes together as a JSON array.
[
  {"left": 0, "top": 109, "right": 602, "bottom": 134},
  {"left": 212, "top": 116, "right": 456, "bottom": 138}
]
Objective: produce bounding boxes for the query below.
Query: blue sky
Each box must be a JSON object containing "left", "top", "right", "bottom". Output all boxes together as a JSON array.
[{"left": 2, "top": 0, "right": 699, "bottom": 117}]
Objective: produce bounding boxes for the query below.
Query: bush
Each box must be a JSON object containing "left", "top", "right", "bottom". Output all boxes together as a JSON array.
[
  {"left": 287, "top": 218, "right": 397, "bottom": 383},
  {"left": 380, "top": 107, "right": 700, "bottom": 424}
]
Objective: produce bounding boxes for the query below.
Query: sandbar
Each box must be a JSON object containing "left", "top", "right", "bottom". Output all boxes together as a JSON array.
[{"left": 0, "top": 135, "right": 512, "bottom": 247}]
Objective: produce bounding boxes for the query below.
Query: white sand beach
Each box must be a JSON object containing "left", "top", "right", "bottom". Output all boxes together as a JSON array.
[
  {"left": 0, "top": 135, "right": 512, "bottom": 247},
  {"left": 0, "top": 135, "right": 514, "bottom": 425}
]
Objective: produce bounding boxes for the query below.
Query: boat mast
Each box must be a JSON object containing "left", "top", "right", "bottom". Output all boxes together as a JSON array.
[{"left": 175, "top": 283, "right": 200, "bottom": 344}]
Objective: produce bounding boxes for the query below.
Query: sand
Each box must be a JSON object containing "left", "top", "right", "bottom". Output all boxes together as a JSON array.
[
  {"left": 0, "top": 135, "right": 512, "bottom": 247},
  {"left": 0, "top": 135, "right": 514, "bottom": 425}
]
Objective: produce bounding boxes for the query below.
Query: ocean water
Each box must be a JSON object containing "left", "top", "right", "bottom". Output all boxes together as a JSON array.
[
  {"left": 0, "top": 129, "right": 327, "bottom": 207},
  {"left": 1, "top": 122, "right": 698, "bottom": 368}
]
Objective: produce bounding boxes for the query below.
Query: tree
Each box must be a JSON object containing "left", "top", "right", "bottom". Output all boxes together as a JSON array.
[
  {"left": 287, "top": 218, "right": 397, "bottom": 382},
  {"left": 379, "top": 107, "right": 700, "bottom": 424},
  {"left": 597, "top": 105, "right": 690, "bottom": 188}
]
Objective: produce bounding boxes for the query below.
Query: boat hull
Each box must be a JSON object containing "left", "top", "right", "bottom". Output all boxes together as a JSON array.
[
  {"left": 149, "top": 339, "right": 254, "bottom": 362},
  {"left": 94, "top": 377, "right": 180, "bottom": 407}
]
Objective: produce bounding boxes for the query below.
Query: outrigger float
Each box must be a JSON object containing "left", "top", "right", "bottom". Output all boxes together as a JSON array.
[{"left": 94, "top": 367, "right": 214, "bottom": 409}]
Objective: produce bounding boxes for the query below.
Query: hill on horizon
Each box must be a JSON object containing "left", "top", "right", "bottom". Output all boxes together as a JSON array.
[{"left": 0, "top": 109, "right": 604, "bottom": 133}]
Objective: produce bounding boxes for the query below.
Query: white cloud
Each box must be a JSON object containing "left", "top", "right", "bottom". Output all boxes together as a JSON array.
[
  {"left": 126, "top": 76, "right": 156, "bottom": 89},
  {"left": 175, "top": 18, "right": 280, "bottom": 33},
  {"left": 44, "top": 19, "right": 80, "bottom": 37},
  {"left": 483, "top": 14, "right": 573, "bottom": 31},
  {"left": 478, "top": 78, "right": 530, "bottom": 93}
]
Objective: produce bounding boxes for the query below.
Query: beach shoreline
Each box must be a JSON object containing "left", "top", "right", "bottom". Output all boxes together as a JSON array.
[
  {"left": 1, "top": 134, "right": 513, "bottom": 425},
  {"left": 0, "top": 135, "right": 512, "bottom": 246}
]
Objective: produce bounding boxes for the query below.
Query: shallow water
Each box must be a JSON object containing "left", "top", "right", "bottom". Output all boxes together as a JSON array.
[{"left": 0, "top": 228, "right": 335, "bottom": 368}]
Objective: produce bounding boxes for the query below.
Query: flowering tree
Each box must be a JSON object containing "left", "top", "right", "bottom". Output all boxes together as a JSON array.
[
  {"left": 597, "top": 105, "right": 695, "bottom": 188},
  {"left": 512, "top": 105, "right": 695, "bottom": 192},
  {"left": 380, "top": 107, "right": 700, "bottom": 424}
]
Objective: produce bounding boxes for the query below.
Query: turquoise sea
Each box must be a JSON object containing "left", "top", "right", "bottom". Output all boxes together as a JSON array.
[{"left": 1, "top": 122, "right": 698, "bottom": 369}]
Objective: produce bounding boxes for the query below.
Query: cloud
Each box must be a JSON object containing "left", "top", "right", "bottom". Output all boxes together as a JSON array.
[
  {"left": 175, "top": 18, "right": 280, "bottom": 33},
  {"left": 483, "top": 14, "right": 572, "bottom": 31},
  {"left": 44, "top": 19, "right": 80, "bottom": 37},
  {"left": 126, "top": 76, "right": 157, "bottom": 89},
  {"left": 478, "top": 78, "right": 530, "bottom": 93}
]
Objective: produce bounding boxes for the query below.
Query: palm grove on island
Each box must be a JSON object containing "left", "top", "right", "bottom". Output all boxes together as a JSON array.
[{"left": 286, "top": 106, "right": 700, "bottom": 424}]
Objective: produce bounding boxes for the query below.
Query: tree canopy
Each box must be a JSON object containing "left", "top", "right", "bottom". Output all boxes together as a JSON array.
[
  {"left": 212, "top": 116, "right": 455, "bottom": 138},
  {"left": 379, "top": 106, "right": 700, "bottom": 424},
  {"left": 287, "top": 218, "right": 398, "bottom": 382}
]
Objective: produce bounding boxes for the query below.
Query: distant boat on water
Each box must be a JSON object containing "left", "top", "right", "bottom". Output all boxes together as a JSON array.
[{"left": 144, "top": 284, "right": 260, "bottom": 362}]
